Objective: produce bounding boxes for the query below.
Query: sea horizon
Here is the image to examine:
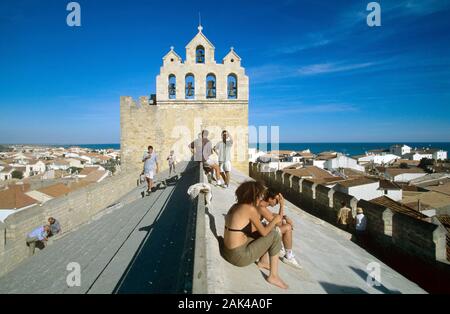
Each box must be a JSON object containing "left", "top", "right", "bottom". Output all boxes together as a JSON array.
[{"left": 3, "top": 141, "right": 450, "bottom": 157}]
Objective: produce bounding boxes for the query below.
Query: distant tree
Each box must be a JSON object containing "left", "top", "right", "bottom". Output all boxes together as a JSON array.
[
  {"left": 399, "top": 162, "right": 409, "bottom": 169},
  {"left": 418, "top": 158, "right": 434, "bottom": 169},
  {"left": 418, "top": 158, "right": 435, "bottom": 173},
  {"left": 12, "top": 170, "right": 23, "bottom": 179},
  {"left": 104, "top": 159, "right": 118, "bottom": 174},
  {"left": 0, "top": 145, "right": 12, "bottom": 152}
]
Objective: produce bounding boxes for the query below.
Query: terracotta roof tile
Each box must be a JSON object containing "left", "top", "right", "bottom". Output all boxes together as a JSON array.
[
  {"left": 37, "top": 183, "right": 71, "bottom": 198},
  {"left": 371, "top": 196, "right": 427, "bottom": 220},
  {"left": 337, "top": 177, "right": 377, "bottom": 188},
  {"left": 0, "top": 187, "right": 37, "bottom": 209},
  {"left": 283, "top": 166, "right": 335, "bottom": 179}
]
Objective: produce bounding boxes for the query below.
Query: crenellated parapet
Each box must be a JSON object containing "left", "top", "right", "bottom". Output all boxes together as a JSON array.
[{"left": 249, "top": 162, "right": 449, "bottom": 266}]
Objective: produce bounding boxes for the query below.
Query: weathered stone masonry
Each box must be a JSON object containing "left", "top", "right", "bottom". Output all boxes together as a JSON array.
[
  {"left": 121, "top": 26, "right": 249, "bottom": 174},
  {"left": 0, "top": 171, "right": 139, "bottom": 277}
]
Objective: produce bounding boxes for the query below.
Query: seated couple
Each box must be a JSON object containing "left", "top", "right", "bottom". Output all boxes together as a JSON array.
[{"left": 222, "top": 181, "right": 301, "bottom": 290}]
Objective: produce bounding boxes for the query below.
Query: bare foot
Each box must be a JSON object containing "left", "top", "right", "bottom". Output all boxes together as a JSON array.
[
  {"left": 257, "top": 261, "right": 270, "bottom": 271},
  {"left": 267, "top": 275, "right": 288, "bottom": 289}
]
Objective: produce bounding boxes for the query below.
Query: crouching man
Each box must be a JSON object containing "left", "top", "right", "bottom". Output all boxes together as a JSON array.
[{"left": 26, "top": 225, "right": 51, "bottom": 256}]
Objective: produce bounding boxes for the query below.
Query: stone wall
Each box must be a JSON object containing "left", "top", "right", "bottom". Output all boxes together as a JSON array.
[
  {"left": 120, "top": 96, "right": 249, "bottom": 174},
  {"left": 0, "top": 170, "right": 139, "bottom": 277},
  {"left": 249, "top": 162, "right": 449, "bottom": 264}
]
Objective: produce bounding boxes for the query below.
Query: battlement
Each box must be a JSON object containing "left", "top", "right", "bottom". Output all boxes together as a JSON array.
[
  {"left": 0, "top": 170, "right": 140, "bottom": 277},
  {"left": 120, "top": 95, "right": 249, "bottom": 174},
  {"left": 249, "top": 162, "right": 450, "bottom": 293}
]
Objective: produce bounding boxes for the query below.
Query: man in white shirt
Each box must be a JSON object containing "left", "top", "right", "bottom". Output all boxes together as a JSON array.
[
  {"left": 142, "top": 145, "right": 159, "bottom": 195},
  {"left": 355, "top": 207, "right": 367, "bottom": 233},
  {"left": 214, "top": 130, "right": 233, "bottom": 188}
]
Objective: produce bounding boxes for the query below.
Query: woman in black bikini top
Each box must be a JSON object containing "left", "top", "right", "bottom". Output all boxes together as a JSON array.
[{"left": 222, "top": 181, "right": 288, "bottom": 289}]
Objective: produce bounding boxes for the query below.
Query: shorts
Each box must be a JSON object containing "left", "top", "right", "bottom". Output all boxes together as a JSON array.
[
  {"left": 144, "top": 170, "right": 154, "bottom": 180},
  {"left": 205, "top": 158, "right": 218, "bottom": 166},
  {"left": 219, "top": 161, "right": 231, "bottom": 172}
]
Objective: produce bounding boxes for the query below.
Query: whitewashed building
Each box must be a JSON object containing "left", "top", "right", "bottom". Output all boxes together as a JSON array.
[
  {"left": 432, "top": 149, "right": 447, "bottom": 161},
  {"left": 0, "top": 166, "right": 14, "bottom": 181},
  {"left": 357, "top": 154, "right": 400, "bottom": 165},
  {"left": 378, "top": 180, "right": 403, "bottom": 201},
  {"left": 411, "top": 152, "right": 433, "bottom": 161},
  {"left": 384, "top": 168, "right": 426, "bottom": 183},
  {"left": 25, "top": 160, "right": 46, "bottom": 176},
  {"left": 248, "top": 148, "right": 266, "bottom": 163},
  {"left": 324, "top": 155, "right": 365, "bottom": 172},
  {"left": 334, "top": 178, "right": 381, "bottom": 201},
  {"left": 390, "top": 144, "right": 411, "bottom": 157}
]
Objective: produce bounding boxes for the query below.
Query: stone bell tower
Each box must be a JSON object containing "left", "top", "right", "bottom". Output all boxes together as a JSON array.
[{"left": 121, "top": 25, "right": 249, "bottom": 174}]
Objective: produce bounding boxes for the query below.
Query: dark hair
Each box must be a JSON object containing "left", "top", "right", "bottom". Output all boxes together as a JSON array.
[
  {"left": 235, "top": 181, "right": 267, "bottom": 206},
  {"left": 222, "top": 130, "right": 228, "bottom": 135},
  {"left": 264, "top": 188, "right": 278, "bottom": 201},
  {"left": 148, "top": 145, "right": 153, "bottom": 150},
  {"left": 341, "top": 201, "right": 346, "bottom": 207}
]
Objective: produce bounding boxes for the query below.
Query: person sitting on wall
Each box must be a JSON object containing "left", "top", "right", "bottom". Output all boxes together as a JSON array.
[
  {"left": 222, "top": 181, "right": 288, "bottom": 289},
  {"left": 337, "top": 201, "right": 354, "bottom": 231},
  {"left": 26, "top": 225, "right": 51, "bottom": 256},
  {"left": 47, "top": 217, "right": 61, "bottom": 237},
  {"left": 255, "top": 189, "right": 301, "bottom": 269}
]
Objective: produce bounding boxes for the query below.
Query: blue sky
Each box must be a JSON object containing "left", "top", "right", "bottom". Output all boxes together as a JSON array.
[{"left": 1, "top": 0, "right": 450, "bottom": 144}]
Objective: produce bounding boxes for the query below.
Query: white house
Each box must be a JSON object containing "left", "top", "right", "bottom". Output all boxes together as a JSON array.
[
  {"left": 248, "top": 148, "right": 266, "bottom": 163},
  {"left": 49, "top": 159, "right": 71, "bottom": 170},
  {"left": 432, "top": 149, "right": 447, "bottom": 161},
  {"left": 313, "top": 159, "right": 326, "bottom": 169},
  {"left": 25, "top": 160, "right": 46, "bottom": 176},
  {"left": 0, "top": 166, "right": 14, "bottom": 181},
  {"left": 390, "top": 144, "right": 411, "bottom": 157},
  {"left": 291, "top": 150, "right": 314, "bottom": 164},
  {"left": 12, "top": 153, "right": 31, "bottom": 165},
  {"left": 410, "top": 152, "right": 433, "bottom": 161},
  {"left": 64, "top": 152, "right": 81, "bottom": 158},
  {"left": 66, "top": 158, "right": 83, "bottom": 169},
  {"left": 324, "top": 155, "right": 365, "bottom": 172},
  {"left": 334, "top": 177, "right": 381, "bottom": 201},
  {"left": 357, "top": 154, "right": 400, "bottom": 165},
  {"left": 384, "top": 168, "right": 426, "bottom": 183},
  {"left": 378, "top": 180, "right": 403, "bottom": 201}
]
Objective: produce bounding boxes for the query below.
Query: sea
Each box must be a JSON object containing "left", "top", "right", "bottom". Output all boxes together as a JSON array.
[{"left": 56, "top": 142, "right": 450, "bottom": 157}]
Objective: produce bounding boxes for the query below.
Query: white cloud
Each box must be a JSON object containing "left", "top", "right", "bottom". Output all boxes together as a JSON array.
[
  {"left": 297, "top": 62, "right": 375, "bottom": 75},
  {"left": 248, "top": 60, "right": 378, "bottom": 83}
]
